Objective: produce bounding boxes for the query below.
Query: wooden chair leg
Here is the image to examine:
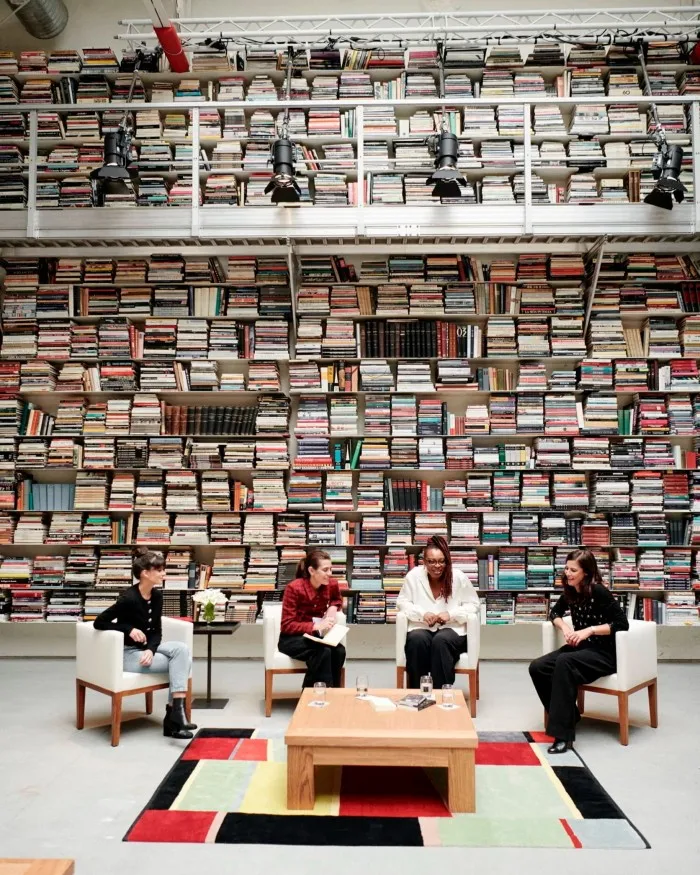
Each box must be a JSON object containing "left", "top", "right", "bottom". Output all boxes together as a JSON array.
[
  {"left": 339, "top": 667, "right": 345, "bottom": 688},
  {"left": 76, "top": 680, "right": 86, "bottom": 730},
  {"left": 648, "top": 679, "right": 658, "bottom": 728},
  {"left": 544, "top": 709, "right": 549, "bottom": 729},
  {"left": 577, "top": 688, "right": 585, "bottom": 715},
  {"left": 185, "top": 678, "right": 193, "bottom": 723},
  {"left": 145, "top": 691, "right": 153, "bottom": 715},
  {"left": 111, "top": 693, "right": 123, "bottom": 747},
  {"left": 396, "top": 666, "right": 405, "bottom": 688},
  {"left": 618, "top": 692, "right": 630, "bottom": 746},
  {"left": 264, "top": 669, "right": 273, "bottom": 718},
  {"left": 476, "top": 662, "right": 480, "bottom": 700},
  {"left": 468, "top": 671, "right": 477, "bottom": 718}
]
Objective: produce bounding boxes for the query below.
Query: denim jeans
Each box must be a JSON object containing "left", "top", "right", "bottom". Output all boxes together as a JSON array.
[{"left": 123, "top": 640, "right": 191, "bottom": 703}]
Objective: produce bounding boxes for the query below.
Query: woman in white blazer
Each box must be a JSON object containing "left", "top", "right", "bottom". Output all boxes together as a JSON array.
[{"left": 397, "top": 535, "right": 480, "bottom": 689}]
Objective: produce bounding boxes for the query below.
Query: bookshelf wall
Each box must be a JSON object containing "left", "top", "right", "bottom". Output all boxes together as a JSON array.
[
  {"left": 1, "top": 27, "right": 700, "bottom": 659},
  {"left": 0, "top": 249, "right": 699, "bottom": 649}
]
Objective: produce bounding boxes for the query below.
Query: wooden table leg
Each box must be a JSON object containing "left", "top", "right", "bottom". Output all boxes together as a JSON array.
[
  {"left": 287, "top": 746, "right": 315, "bottom": 810},
  {"left": 448, "top": 748, "right": 476, "bottom": 813}
]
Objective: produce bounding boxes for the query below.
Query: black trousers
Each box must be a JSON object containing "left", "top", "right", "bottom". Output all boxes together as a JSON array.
[
  {"left": 277, "top": 634, "right": 346, "bottom": 688},
  {"left": 529, "top": 644, "right": 617, "bottom": 742},
  {"left": 405, "top": 628, "right": 467, "bottom": 690}
]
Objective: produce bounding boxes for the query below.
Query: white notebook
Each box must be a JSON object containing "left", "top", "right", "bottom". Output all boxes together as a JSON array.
[{"left": 303, "top": 624, "right": 349, "bottom": 647}]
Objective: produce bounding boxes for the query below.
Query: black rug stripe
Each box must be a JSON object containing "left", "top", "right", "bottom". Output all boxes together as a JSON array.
[
  {"left": 194, "top": 728, "right": 254, "bottom": 739},
  {"left": 551, "top": 766, "right": 623, "bottom": 819},
  {"left": 123, "top": 758, "right": 199, "bottom": 840},
  {"left": 559, "top": 748, "right": 652, "bottom": 848},
  {"left": 215, "top": 813, "right": 424, "bottom": 846}
]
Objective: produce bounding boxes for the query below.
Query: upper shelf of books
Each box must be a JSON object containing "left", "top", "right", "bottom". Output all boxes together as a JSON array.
[{"left": 1, "top": 43, "right": 700, "bottom": 241}]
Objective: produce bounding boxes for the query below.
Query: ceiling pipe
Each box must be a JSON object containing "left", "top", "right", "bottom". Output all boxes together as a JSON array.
[{"left": 6, "top": 0, "right": 68, "bottom": 39}]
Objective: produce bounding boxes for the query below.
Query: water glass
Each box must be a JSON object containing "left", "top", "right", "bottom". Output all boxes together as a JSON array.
[
  {"left": 356, "top": 674, "right": 369, "bottom": 699},
  {"left": 312, "top": 682, "right": 327, "bottom": 707},
  {"left": 441, "top": 684, "right": 456, "bottom": 709},
  {"left": 420, "top": 674, "right": 434, "bottom": 698}
]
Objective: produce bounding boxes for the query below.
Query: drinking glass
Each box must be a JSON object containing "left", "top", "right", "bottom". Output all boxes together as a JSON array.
[
  {"left": 312, "top": 682, "right": 327, "bottom": 707},
  {"left": 420, "top": 674, "right": 434, "bottom": 698},
  {"left": 441, "top": 684, "right": 456, "bottom": 709},
  {"left": 356, "top": 674, "right": 369, "bottom": 699}
]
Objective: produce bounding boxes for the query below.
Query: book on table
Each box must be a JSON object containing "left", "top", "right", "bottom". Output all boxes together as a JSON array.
[
  {"left": 397, "top": 694, "right": 436, "bottom": 711},
  {"left": 303, "top": 623, "right": 349, "bottom": 647}
]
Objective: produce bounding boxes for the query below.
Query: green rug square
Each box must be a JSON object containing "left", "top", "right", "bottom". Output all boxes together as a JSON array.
[
  {"left": 475, "top": 765, "right": 578, "bottom": 819},
  {"left": 172, "top": 760, "right": 256, "bottom": 812},
  {"left": 434, "top": 816, "right": 574, "bottom": 848}
]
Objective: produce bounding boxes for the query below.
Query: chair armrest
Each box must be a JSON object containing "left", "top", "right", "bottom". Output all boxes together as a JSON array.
[
  {"left": 465, "top": 612, "right": 480, "bottom": 668},
  {"left": 76, "top": 622, "right": 124, "bottom": 691},
  {"left": 162, "top": 616, "right": 193, "bottom": 650},
  {"left": 542, "top": 616, "right": 571, "bottom": 653},
  {"left": 395, "top": 612, "right": 408, "bottom": 667},
  {"left": 263, "top": 604, "right": 281, "bottom": 666},
  {"left": 615, "top": 620, "right": 658, "bottom": 690}
]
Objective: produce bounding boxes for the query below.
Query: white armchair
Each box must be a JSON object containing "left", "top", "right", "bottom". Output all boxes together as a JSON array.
[
  {"left": 395, "top": 612, "right": 481, "bottom": 717},
  {"left": 542, "top": 617, "right": 658, "bottom": 745},
  {"left": 76, "top": 617, "right": 193, "bottom": 746},
  {"left": 263, "top": 603, "right": 346, "bottom": 716}
]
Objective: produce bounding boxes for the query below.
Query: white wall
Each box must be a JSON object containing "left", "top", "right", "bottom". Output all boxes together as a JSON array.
[{"left": 0, "top": 0, "right": 695, "bottom": 52}]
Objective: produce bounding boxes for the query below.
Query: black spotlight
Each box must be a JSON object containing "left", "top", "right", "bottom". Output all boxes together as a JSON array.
[
  {"left": 90, "top": 128, "right": 135, "bottom": 205},
  {"left": 644, "top": 143, "right": 686, "bottom": 210},
  {"left": 427, "top": 130, "right": 467, "bottom": 199},
  {"left": 265, "top": 137, "right": 301, "bottom": 204}
]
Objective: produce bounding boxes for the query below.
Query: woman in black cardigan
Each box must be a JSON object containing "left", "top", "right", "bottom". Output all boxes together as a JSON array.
[
  {"left": 94, "top": 549, "right": 196, "bottom": 739},
  {"left": 529, "top": 549, "right": 629, "bottom": 753}
]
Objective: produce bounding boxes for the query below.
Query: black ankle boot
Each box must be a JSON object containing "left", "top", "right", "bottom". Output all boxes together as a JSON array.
[
  {"left": 166, "top": 703, "right": 197, "bottom": 731},
  {"left": 163, "top": 700, "right": 194, "bottom": 739},
  {"left": 547, "top": 739, "right": 572, "bottom": 754}
]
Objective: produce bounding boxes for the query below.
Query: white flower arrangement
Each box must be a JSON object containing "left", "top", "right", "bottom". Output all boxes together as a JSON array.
[{"left": 193, "top": 588, "right": 228, "bottom": 622}]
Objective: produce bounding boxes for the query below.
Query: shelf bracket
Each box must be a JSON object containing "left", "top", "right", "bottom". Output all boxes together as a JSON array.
[
  {"left": 691, "top": 103, "right": 700, "bottom": 235},
  {"left": 523, "top": 103, "right": 532, "bottom": 235},
  {"left": 583, "top": 235, "right": 607, "bottom": 336},
  {"left": 191, "top": 106, "right": 201, "bottom": 238},
  {"left": 26, "top": 110, "right": 38, "bottom": 240}
]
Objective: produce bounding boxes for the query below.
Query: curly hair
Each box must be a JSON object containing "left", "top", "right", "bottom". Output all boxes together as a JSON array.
[{"left": 424, "top": 535, "right": 453, "bottom": 599}]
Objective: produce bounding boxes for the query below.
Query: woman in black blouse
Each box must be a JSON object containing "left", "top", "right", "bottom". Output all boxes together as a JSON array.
[
  {"left": 529, "top": 549, "right": 629, "bottom": 753},
  {"left": 94, "top": 549, "right": 196, "bottom": 740}
]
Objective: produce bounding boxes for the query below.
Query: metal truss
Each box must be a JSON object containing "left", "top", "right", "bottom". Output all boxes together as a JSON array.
[{"left": 117, "top": 7, "right": 700, "bottom": 46}]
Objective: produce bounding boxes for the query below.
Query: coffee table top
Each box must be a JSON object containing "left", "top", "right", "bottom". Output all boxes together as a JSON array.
[{"left": 285, "top": 688, "right": 478, "bottom": 749}]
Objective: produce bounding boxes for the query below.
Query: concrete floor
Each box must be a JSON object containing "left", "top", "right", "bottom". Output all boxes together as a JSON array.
[{"left": 0, "top": 658, "right": 698, "bottom": 873}]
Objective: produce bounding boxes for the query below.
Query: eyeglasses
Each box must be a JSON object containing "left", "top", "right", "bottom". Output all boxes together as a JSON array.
[{"left": 425, "top": 560, "right": 446, "bottom": 567}]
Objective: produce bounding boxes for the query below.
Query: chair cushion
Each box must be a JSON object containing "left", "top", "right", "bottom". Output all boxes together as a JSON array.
[
  {"left": 456, "top": 654, "right": 471, "bottom": 670},
  {"left": 270, "top": 650, "right": 306, "bottom": 671},
  {"left": 115, "top": 671, "right": 170, "bottom": 693}
]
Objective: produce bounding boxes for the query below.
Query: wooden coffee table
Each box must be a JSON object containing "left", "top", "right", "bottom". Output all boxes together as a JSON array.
[{"left": 285, "top": 687, "right": 478, "bottom": 812}]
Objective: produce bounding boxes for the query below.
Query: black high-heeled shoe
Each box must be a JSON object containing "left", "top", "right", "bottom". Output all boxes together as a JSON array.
[
  {"left": 166, "top": 703, "right": 197, "bottom": 731},
  {"left": 547, "top": 739, "right": 572, "bottom": 754},
  {"left": 163, "top": 700, "right": 194, "bottom": 739}
]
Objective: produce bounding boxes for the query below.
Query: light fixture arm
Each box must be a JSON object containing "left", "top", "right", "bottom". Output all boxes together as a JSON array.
[
  {"left": 636, "top": 40, "right": 666, "bottom": 149},
  {"left": 280, "top": 43, "right": 294, "bottom": 140},
  {"left": 437, "top": 38, "right": 448, "bottom": 134}
]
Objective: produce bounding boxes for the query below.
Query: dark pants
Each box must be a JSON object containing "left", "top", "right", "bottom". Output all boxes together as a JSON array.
[
  {"left": 277, "top": 634, "right": 346, "bottom": 688},
  {"left": 405, "top": 628, "right": 467, "bottom": 690},
  {"left": 529, "top": 644, "right": 617, "bottom": 742}
]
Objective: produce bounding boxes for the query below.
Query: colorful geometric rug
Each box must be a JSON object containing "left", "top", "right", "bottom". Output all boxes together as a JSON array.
[{"left": 125, "top": 728, "right": 649, "bottom": 849}]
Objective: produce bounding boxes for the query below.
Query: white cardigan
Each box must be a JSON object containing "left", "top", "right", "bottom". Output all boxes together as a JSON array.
[{"left": 396, "top": 566, "right": 480, "bottom": 636}]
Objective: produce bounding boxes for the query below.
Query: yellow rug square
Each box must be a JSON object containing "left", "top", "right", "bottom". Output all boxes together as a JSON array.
[{"left": 239, "top": 763, "right": 341, "bottom": 816}]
